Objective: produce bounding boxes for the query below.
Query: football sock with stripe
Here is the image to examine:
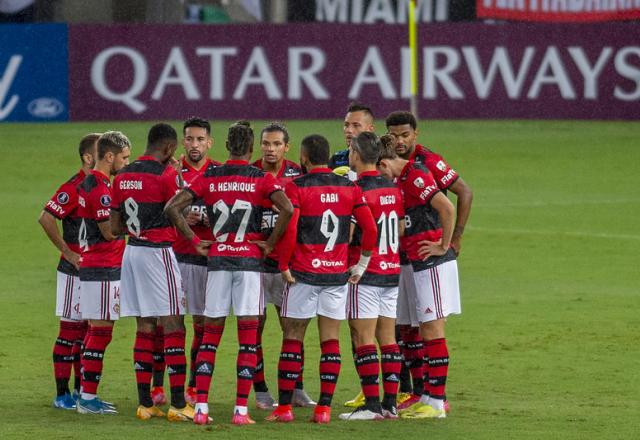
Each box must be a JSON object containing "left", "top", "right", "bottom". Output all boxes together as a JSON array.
[
  {"left": 253, "top": 328, "right": 268, "bottom": 392},
  {"left": 152, "top": 325, "right": 165, "bottom": 387},
  {"left": 188, "top": 323, "right": 204, "bottom": 388},
  {"left": 164, "top": 330, "right": 187, "bottom": 408},
  {"left": 53, "top": 320, "right": 83, "bottom": 396},
  {"left": 424, "top": 338, "right": 449, "bottom": 408},
  {"left": 396, "top": 325, "right": 413, "bottom": 393},
  {"left": 380, "top": 343, "right": 402, "bottom": 406},
  {"left": 355, "top": 344, "right": 380, "bottom": 404},
  {"left": 295, "top": 344, "right": 305, "bottom": 390},
  {"left": 81, "top": 325, "right": 113, "bottom": 395},
  {"left": 236, "top": 320, "right": 258, "bottom": 407},
  {"left": 402, "top": 326, "right": 424, "bottom": 395},
  {"left": 72, "top": 321, "right": 88, "bottom": 393},
  {"left": 277, "top": 339, "right": 303, "bottom": 405},
  {"left": 195, "top": 324, "right": 224, "bottom": 404},
  {"left": 318, "top": 339, "right": 341, "bottom": 406},
  {"left": 133, "top": 330, "right": 154, "bottom": 407}
]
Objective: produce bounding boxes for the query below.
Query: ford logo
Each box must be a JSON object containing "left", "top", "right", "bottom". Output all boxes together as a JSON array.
[{"left": 28, "top": 97, "right": 64, "bottom": 118}]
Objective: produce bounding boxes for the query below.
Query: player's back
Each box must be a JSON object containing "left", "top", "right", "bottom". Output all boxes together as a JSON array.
[
  {"left": 112, "top": 156, "right": 177, "bottom": 247},
  {"left": 77, "top": 171, "right": 125, "bottom": 273},
  {"left": 187, "top": 161, "right": 278, "bottom": 272},
  {"left": 288, "top": 169, "right": 363, "bottom": 285},
  {"left": 350, "top": 171, "right": 403, "bottom": 286}
]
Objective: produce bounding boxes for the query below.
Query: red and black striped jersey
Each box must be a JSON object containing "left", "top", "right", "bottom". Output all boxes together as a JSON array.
[
  {"left": 349, "top": 171, "right": 404, "bottom": 287},
  {"left": 186, "top": 160, "right": 283, "bottom": 272},
  {"left": 44, "top": 169, "right": 86, "bottom": 276},
  {"left": 252, "top": 158, "right": 304, "bottom": 272},
  {"left": 398, "top": 161, "right": 456, "bottom": 272},
  {"left": 112, "top": 156, "right": 180, "bottom": 247},
  {"left": 77, "top": 170, "right": 125, "bottom": 280},
  {"left": 410, "top": 145, "right": 459, "bottom": 191},
  {"left": 172, "top": 158, "right": 222, "bottom": 266},
  {"left": 278, "top": 168, "right": 377, "bottom": 286}
]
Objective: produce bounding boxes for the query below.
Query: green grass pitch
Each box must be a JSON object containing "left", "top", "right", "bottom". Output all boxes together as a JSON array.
[{"left": 0, "top": 120, "right": 639, "bottom": 439}]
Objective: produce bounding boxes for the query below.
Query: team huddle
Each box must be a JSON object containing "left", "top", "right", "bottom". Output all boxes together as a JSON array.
[{"left": 39, "top": 103, "right": 473, "bottom": 425}]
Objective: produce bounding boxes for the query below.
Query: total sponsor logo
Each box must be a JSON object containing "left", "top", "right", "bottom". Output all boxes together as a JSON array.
[
  {"left": 217, "top": 243, "right": 250, "bottom": 252},
  {"left": 311, "top": 258, "right": 345, "bottom": 269},
  {"left": 379, "top": 261, "right": 400, "bottom": 271}
]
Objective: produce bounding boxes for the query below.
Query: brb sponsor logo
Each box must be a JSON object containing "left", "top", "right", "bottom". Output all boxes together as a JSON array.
[{"left": 311, "top": 258, "right": 345, "bottom": 269}]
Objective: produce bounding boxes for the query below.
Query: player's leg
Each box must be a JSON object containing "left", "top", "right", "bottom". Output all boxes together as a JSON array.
[
  {"left": 266, "top": 281, "right": 315, "bottom": 423},
  {"left": 395, "top": 265, "right": 415, "bottom": 403},
  {"left": 133, "top": 317, "right": 165, "bottom": 420},
  {"left": 254, "top": 273, "right": 275, "bottom": 409},
  {"left": 186, "top": 315, "right": 204, "bottom": 405},
  {"left": 151, "top": 322, "right": 166, "bottom": 406},
  {"left": 313, "top": 283, "right": 349, "bottom": 424},
  {"left": 71, "top": 320, "right": 88, "bottom": 398},
  {"left": 376, "top": 285, "right": 402, "bottom": 418}
]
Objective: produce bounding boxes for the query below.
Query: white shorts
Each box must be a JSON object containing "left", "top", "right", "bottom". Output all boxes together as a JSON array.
[
  {"left": 397, "top": 265, "right": 419, "bottom": 327},
  {"left": 56, "top": 272, "right": 82, "bottom": 321},
  {"left": 281, "top": 282, "right": 348, "bottom": 320},
  {"left": 120, "top": 246, "right": 186, "bottom": 318},
  {"left": 80, "top": 280, "right": 120, "bottom": 321},
  {"left": 413, "top": 260, "right": 461, "bottom": 323},
  {"left": 347, "top": 284, "right": 398, "bottom": 320},
  {"left": 178, "top": 262, "right": 207, "bottom": 316},
  {"left": 263, "top": 272, "right": 285, "bottom": 307},
  {"left": 204, "top": 271, "right": 263, "bottom": 318}
]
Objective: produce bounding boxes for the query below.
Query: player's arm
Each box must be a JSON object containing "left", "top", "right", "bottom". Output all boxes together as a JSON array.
[
  {"left": 277, "top": 207, "right": 299, "bottom": 284},
  {"left": 348, "top": 201, "right": 376, "bottom": 284},
  {"left": 417, "top": 192, "right": 455, "bottom": 260},
  {"left": 97, "top": 219, "right": 120, "bottom": 241},
  {"left": 38, "top": 210, "right": 80, "bottom": 270},
  {"left": 447, "top": 177, "right": 473, "bottom": 255},
  {"left": 253, "top": 190, "right": 293, "bottom": 257},
  {"left": 110, "top": 209, "right": 125, "bottom": 236},
  {"left": 165, "top": 189, "right": 211, "bottom": 256}
]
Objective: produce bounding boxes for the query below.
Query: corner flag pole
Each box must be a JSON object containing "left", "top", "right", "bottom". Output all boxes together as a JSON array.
[{"left": 409, "top": 0, "right": 418, "bottom": 118}]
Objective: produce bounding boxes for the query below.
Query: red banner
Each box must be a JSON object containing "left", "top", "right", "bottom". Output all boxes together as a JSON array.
[{"left": 477, "top": 0, "right": 640, "bottom": 22}]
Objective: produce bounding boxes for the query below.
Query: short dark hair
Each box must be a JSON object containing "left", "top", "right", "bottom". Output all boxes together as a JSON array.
[
  {"left": 97, "top": 131, "right": 130, "bottom": 160},
  {"left": 78, "top": 133, "right": 100, "bottom": 159},
  {"left": 377, "top": 134, "right": 398, "bottom": 161},
  {"left": 385, "top": 111, "right": 417, "bottom": 130},
  {"left": 235, "top": 119, "right": 251, "bottom": 128},
  {"left": 183, "top": 117, "right": 211, "bottom": 135},
  {"left": 226, "top": 122, "right": 254, "bottom": 156},
  {"left": 347, "top": 102, "right": 374, "bottom": 119},
  {"left": 351, "top": 132, "right": 380, "bottom": 165},
  {"left": 301, "top": 134, "right": 330, "bottom": 165},
  {"left": 147, "top": 123, "right": 178, "bottom": 150},
  {"left": 261, "top": 121, "right": 289, "bottom": 144}
]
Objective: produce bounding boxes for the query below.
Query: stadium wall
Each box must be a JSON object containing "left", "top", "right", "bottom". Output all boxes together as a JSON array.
[{"left": 1, "top": 22, "right": 639, "bottom": 121}]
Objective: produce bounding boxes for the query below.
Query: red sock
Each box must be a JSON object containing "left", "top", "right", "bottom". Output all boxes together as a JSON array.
[
  {"left": 72, "top": 321, "right": 88, "bottom": 392},
  {"left": 133, "top": 331, "right": 154, "bottom": 407},
  {"left": 164, "top": 330, "right": 187, "bottom": 408},
  {"left": 188, "top": 323, "right": 204, "bottom": 388},
  {"left": 424, "top": 338, "right": 449, "bottom": 401},
  {"left": 380, "top": 343, "right": 402, "bottom": 403},
  {"left": 355, "top": 344, "right": 380, "bottom": 403},
  {"left": 318, "top": 339, "right": 341, "bottom": 406},
  {"left": 53, "top": 321, "right": 83, "bottom": 396},
  {"left": 401, "top": 327, "right": 424, "bottom": 395},
  {"left": 295, "top": 344, "right": 305, "bottom": 390},
  {"left": 81, "top": 325, "right": 113, "bottom": 395},
  {"left": 236, "top": 320, "right": 258, "bottom": 407},
  {"left": 253, "top": 329, "right": 266, "bottom": 389},
  {"left": 194, "top": 324, "right": 224, "bottom": 404},
  {"left": 277, "top": 338, "right": 302, "bottom": 405},
  {"left": 152, "top": 325, "right": 165, "bottom": 387}
]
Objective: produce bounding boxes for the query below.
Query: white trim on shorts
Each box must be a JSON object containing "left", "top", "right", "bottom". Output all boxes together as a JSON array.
[
  {"left": 413, "top": 260, "right": 461, "bottom": 323},
  {"left": 56, "top": 272, "right": 82, "bottom": 321},
  {"left": 397, "top": 264, "right": 419, "bottom": 327},
  {"left": 281, "top": 282, "right": 347, "bottom": 320},
  {"left": 347, "top": 283, "right": 398, "bottom": 320},
  {"left": 203, "top": 270, "right": 263, "bottom": 318},
  {"left": 120, "top": 245, "right": 185, "bottom": 317},
  {"left": 178, "top": 262, "right": 207, "bottom": 316},
  {"left": 80, "top": 280, "right": 120, "bottom": 321}
]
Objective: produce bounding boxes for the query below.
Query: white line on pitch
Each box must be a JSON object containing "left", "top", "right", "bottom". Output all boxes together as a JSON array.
[{"left": 467, "top": 225, "right": 640, "bottom": 241}]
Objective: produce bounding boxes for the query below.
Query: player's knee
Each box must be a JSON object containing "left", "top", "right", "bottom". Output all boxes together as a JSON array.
[{"left": 160, "top": 315, "right": 185, "bottom": 333}]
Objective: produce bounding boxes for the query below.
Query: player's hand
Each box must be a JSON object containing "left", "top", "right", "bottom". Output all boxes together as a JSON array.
[
  {"left": 185, "top": 211, "right": 202, "bottom": 226},
  {"left": 63, "top": 249, "right": 81, "bottom": 270},
  {"left": 195, "top": 240, "right": 212, "bottom": 256},
  {"left": 417, "top": 239, "right": 447, "bottom": 260},
  {"left": 450, "top": 236, "right": 461, "bottom": 256},
  {"left": 201, "top": 212, "right": 210, "bottom": 227},
  {"left": 250, "top": 240, "right": 273, "bottom": 257},
  {"left": 281, "top": 269, "right": 296, "bottom": 284},
  {"left": 348, "top": 271, "right": 362, "bottom": 285},
  {"left": 169, "top": 154, "right": 185, "bottom": 187}
]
